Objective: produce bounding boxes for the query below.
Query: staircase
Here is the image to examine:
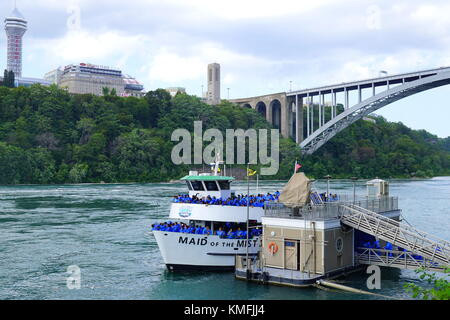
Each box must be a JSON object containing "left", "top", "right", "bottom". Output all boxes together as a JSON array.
[{"left": 340, "top": 204, "right": 450, "bottom": 268}]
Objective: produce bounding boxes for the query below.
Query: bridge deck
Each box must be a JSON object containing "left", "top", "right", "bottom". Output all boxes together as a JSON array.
[{"left": 288, "top": 66, "right": 450, "bottom": 96}]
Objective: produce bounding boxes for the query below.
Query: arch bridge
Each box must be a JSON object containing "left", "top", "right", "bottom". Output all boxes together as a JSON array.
[{"left": 230, "top": 67, "right": 450, "bottom": 155}]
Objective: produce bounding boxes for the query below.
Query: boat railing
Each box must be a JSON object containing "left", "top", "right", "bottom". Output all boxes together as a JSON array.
[{"left": 264, "top": 196, "right": 399, "bottom": 221}]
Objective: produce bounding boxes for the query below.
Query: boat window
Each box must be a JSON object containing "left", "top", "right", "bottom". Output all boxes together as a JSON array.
[
  {"left": 217, "top": 181, "right": 230, "bottom": 190},
  {"left": 190, "top": 181, "right": 205, "bottom": 191},
  {"left": 204, "top": 181, "right": 219, "bottom": 191},
  {"left": 186, "top": 181, "right": 193, "bottom": 191}
]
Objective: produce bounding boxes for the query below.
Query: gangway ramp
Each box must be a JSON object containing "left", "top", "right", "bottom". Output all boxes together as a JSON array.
[
  {"left": 339, "top": 204, "right": 450, "bottom": 268},
  {"left": 356, "top": 247, "right": 446, "bottom": 272}
]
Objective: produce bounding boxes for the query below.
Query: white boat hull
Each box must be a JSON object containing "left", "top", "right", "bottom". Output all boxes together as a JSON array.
[{"left": 153, "top": 231, "right": 261, "bottom": 271}]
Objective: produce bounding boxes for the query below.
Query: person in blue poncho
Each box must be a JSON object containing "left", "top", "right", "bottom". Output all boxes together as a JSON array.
[
  {"left": 203, "top": 226, "right": 212, "bottom": 235},
  {"left": 216, "top": 227, "right": 226, "bottom": 238},
  {"left": 227, "top": 229, "right": 236, "bottom": 239},
  {"left": 195, "top": 226, "right": 204, "bottom": 234},
  {"left": 186, "top": 226, "right": 195, "bottom": 234},
  {"left": 235, "top": 228, "right": 244, "bottom": 239},
  {"left": 374, "top": 240, "right": 381, "bottom": 249}
]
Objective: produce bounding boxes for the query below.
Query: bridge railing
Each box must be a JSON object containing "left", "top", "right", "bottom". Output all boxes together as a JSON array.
[{"left": 264, "top": 196, "right": 398, "bottom": 221}]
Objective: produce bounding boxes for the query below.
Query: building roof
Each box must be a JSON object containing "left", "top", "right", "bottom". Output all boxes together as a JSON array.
[
  {"left": 7, "top": 7, "right": 26, "bottom": 20},
  {"left": 181, "top": 175, "right": 234, "bottom": 181}
]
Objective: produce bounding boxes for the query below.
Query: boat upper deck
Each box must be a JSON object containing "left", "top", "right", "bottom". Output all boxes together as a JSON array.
[
  {"left": 264, "top": 195, "right": 399, "bottom": 222},
  {"left": 173, "top": 191, "right": 281, "bottom": 208}
]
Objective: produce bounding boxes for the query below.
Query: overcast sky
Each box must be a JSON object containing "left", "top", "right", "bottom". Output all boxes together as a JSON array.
[{"left": 1, "top": 0, "right": 450, "bottom": 137}]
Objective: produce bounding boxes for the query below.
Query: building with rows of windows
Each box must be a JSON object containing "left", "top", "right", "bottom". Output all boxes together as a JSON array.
[{"left": 45, "top": 63, "right": 145, "bottom": 97}]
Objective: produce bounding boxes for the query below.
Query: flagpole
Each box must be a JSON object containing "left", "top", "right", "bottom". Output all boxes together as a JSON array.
[
  {"left": 246, "top": 163, "right": 250, "bottom": 274},
  {"left": 256, "top": 174, "right": 259, "bottom": 194}
]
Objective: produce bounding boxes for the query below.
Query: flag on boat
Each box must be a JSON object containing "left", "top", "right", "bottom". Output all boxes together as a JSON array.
[
  {"left": 295, "top": 162, "right": 302, "bottom": 172},
  {"left": 210, "top": 166, "right": 221, "bottom": 172}
]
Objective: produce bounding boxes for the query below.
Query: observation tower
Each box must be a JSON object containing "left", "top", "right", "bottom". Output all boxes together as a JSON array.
[{"left": 5, "top": 5, "right": 27, "bottom": 78}]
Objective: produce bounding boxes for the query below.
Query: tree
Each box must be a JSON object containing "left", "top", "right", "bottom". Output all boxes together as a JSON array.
[
  {"left": 68, "top": 163, "right": 89, "bottom": 183},
  {"left": 404, "top": 267, "right": 450, "bottom": 300}
]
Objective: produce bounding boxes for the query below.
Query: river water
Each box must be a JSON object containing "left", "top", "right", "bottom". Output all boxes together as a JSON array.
[{"left": 0, "top": 177, "right": 449, "bottom": 300}]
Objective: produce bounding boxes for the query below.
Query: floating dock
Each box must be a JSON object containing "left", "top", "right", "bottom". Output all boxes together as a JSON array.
[{"left": 235, "top": 175, "right": 450, "bottom": 288}]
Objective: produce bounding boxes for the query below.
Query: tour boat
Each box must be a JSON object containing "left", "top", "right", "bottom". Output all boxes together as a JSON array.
[{"left": 152, "top": 160, "right": 277, "bottom": 271}]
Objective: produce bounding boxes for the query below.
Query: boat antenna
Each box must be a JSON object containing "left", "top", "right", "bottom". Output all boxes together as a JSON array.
[{"left": 212, "top": 151, "right": 224, "bottom": 176}]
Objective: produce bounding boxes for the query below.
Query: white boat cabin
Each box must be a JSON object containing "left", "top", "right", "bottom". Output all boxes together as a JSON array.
[{"left": 181, "top": 171, "right": 234, "bottom": 199}]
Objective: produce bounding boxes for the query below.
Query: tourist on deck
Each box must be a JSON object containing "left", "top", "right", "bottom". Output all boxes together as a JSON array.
[
  {"left": 203, "top": 226, "right": 212, "bottom": 235},
  {"left": 235, "top": 228, "right": 245, "bottom": 239},
  {"left": 227, "top": 229, "right": 237, "bottom": 239},
  {"left": 216, "top": 227, "right": 226, "bottom": 238}
]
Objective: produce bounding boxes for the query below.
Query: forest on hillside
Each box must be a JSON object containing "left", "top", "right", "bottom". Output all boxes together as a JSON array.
[{"left": 0, "top": 84, "right": 448, "bottom": 184}]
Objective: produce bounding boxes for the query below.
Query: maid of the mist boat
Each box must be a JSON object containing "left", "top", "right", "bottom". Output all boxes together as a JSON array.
[{"left": 152, "top": 159, "right": 276, "bottom": 271}]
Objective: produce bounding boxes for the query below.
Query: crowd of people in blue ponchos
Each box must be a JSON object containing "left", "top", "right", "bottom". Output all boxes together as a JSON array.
[
  {"left": 151, "top": 221, "right": 262, "bottom": 239},
  {"left": 358, "top": 239, "right": 424, "bottom": 260},
  {"left": 172, "top": 191, "right": 281, "bottom": 208}
]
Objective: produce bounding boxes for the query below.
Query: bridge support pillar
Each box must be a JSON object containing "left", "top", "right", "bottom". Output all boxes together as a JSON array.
[
  {"left": 296, "top": 96, "right": 303, "bottom": 144},
  {"left": 266, "top": 102, "right": 273, "bottom": 125},
  {"left": 280, "top": 96, "right": 289, "bottom": 139}
]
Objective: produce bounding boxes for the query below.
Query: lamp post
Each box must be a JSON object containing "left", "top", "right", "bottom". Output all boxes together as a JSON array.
[
  {"left": 227, "top": 88, "right": 230, "bottom": 99},
  {"left": 351, "top": 177, "right": 358, "bottom": 203},
  {"left": 324, "top": 175, "right": 332, "bottom": 201}
]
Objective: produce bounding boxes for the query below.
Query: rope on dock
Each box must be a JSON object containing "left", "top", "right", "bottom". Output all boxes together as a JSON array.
[{"left": 316, "top": 280, "right": 400, "bottom": 300}]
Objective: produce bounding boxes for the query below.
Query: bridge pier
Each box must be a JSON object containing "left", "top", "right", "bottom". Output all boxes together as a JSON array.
[
  {"left": 280, "top": 96, "right": 289, "bottom": 139},
  {"left": 296, "top": 96, "right": 303, "bottom": 144},
  {"left": 230, "top": 93, "right": 292, "bottom": 139}
]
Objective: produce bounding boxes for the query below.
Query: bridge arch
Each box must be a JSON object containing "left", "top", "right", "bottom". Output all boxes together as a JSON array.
[
  {"left": 299, "top": 72, "right": 450, "bottom": 155},
  {"left": 243, "top": 103, "right": 252, "bottom": 109},
  {"left": 256, "top": 101, "right": 267, "bottom": 119},
  {"left": 270, "top": 99, "right": 281, "bottom": 130}
]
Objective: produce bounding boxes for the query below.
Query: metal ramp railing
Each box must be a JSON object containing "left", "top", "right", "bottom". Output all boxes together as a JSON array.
[
  {"left": 339, "top": 204, "right": 450, "bottom": 267},
  {"left": 356, "top": 247, "right": 446, "bottom": 272}
]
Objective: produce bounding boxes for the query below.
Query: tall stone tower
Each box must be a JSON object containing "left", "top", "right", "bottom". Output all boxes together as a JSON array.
[
  {"left": 5, "top": 5, "right": 27, "bottom": 78},
  {"left": 206, "top": 63, "right": 220, "bottom": 105}
]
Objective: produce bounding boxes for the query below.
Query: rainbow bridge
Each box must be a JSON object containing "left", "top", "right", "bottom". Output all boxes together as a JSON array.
[{"left": 230, "top": 67, "right": 450, "bottom": 155}]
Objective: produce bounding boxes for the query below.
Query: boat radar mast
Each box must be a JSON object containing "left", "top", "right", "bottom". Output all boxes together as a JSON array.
[{"left": 210, "top": 152, "right": 224, "bottom": 176}]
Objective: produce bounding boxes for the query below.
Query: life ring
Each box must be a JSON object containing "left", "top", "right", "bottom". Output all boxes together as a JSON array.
[{"left": 268, "top": 242, "right": 278, "bottom": 255}]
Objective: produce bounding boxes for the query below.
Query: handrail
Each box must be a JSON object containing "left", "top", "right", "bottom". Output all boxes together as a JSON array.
[
  {"left": 342, "top": 204, "right": 450, "bottom": 251},
  {"left": 340, "top": 204, "right": 450, "bottom": 266}
]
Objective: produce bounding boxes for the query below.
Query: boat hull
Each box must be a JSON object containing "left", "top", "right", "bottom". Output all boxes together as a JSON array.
[{"left": 153, "top": 231, "right": 261, "bottom": 271}]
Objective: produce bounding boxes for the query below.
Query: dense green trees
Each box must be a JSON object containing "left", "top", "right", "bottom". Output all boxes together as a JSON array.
[
  {"left": 0, "top": 84, "right": 448, "bottom": 184},
  {"left": 301, "top": 116, "right": 450, "bottom": 179}
]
